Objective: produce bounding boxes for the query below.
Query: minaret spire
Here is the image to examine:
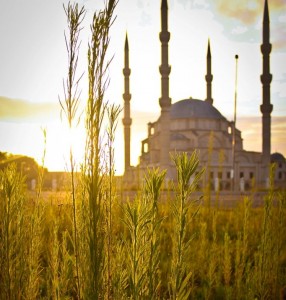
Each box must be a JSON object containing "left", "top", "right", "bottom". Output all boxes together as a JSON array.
[
  {"left": 159, "top": 0, "right": 171, "bottom": 110},
  {"left": 159, "top": 0, "right": 171, "bottom": 172},
  {"left": 260, "top": 0, "right": 273, "bottom": 167},
  {"left": 122, "top": 33, "right": 132, "bottom": 173},
  {"left": 205, "top": 38, "right": 213, "bottom": 105}
]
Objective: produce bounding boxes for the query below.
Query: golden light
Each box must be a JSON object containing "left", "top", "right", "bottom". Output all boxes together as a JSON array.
[{"left": 43, "top": 120, "right": 86, "bottom": 171}]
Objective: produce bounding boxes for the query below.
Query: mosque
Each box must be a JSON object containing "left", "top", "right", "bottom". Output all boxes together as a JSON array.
[{"left": 122, "top": 0, "right": 286, "bottom": 191}]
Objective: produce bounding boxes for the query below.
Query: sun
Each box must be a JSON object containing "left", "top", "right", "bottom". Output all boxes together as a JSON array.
[{"left": 43, "top": 120, "right": 86, "bottom": 172}]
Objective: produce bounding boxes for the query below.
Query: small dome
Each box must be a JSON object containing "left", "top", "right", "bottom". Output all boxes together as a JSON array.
[
  {"left": 271, "top": 152, "right": 286, "bottom": 163},
  {"left": 170, "top": 99, "right": 226, "bottom": 120}
]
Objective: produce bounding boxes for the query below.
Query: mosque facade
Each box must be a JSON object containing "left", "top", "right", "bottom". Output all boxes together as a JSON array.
[{"left": 122, "top": 0, "right": 285, "bottom": 191}]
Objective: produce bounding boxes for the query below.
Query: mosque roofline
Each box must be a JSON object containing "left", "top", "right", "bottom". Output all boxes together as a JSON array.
[{"left": 170, "top": 98, "right": 227, "bottom": 121}]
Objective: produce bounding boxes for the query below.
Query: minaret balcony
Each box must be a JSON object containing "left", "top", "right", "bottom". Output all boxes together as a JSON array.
[
  {"left": 123, "top": 93, "right": 131, "bottom": 101},
  {"left": 260, "top": 73, "right": 272, "bottom": 85},
  {"left": 159, "top": 31, "right": 170, "bottom": 42},
  {"left": 260, "top": 103, "right": 273, "bottom": 114},
  {"left": 122, "top": 118, "right": 132, "bottom": 126},
  {"left": 123, "top": 68, "right": 131, "bottom": 76},
  {"left": 260, "top": 43, "right": 272, "bottom": 54},
  {"left": 159, "top": 97, "right": 171, "bottom": 108},
  {"left": 159, "top": 65, "right": 171, "bottom": 76}
]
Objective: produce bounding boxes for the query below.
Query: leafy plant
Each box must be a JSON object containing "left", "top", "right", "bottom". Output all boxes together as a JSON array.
[{"left": 169, "top": 151, "right": 204, "bottom": 299}]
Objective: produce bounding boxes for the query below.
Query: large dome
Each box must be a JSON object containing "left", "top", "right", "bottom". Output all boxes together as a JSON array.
[{"left": 170, "top": 99, "right": 226, "bottom": 120}]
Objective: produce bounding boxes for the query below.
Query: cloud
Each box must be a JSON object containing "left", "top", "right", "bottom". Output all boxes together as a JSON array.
[
  {"left": 0, "top": 96, "right": 59, "bottom": 122},
  {"left": 215, "top": 0, "right": 262, "bottom": 25},
  {"left": 271, "top": 0, "right": 286, "bottom": 10},
  {"left": 210, "top": 0, "right": 286, "bottom": 51},
  {"left": 215, "top": 0, "right": 286, "bottom": 25}
]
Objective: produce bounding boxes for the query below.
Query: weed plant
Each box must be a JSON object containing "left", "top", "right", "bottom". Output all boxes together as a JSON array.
[
  {"left": 169, "top": 151, "right": 204, "bottom": 299},
  {"left": 1, "top": 158, "right": 285, "bottom": 299},
  {"left": 59, "top": 3, "right": 85, "bottom": 297}
]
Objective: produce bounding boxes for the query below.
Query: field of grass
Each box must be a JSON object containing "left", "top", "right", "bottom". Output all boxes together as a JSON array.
[
  {"left": 0, "top": 1, "right": 285, "bottom": 299},
  {"left": 0, "top": 161, "right": 285, "bottom": 299}
]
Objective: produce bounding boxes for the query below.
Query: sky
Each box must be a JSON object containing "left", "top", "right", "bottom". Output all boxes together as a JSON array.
[{"left": 0, "top": 0, "right": 285, "bottom": 175}]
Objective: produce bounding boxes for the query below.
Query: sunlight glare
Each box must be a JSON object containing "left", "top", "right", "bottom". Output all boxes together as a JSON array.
[{"left": 44, "top": 121, "right": 86, "bottom": 171}]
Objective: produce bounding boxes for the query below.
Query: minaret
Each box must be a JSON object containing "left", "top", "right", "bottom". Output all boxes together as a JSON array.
[
  {"left": 205, "top": 39, "right": 213, "bottom": 105},
  {"left": 159, "top": 0, "right": 171, "bottom": 171},
  {"left": 122, "top": 33, "right": 132, "bottom": 173},
  {"left": 260, "top": 0, "right": 273, "bottom": 166}
]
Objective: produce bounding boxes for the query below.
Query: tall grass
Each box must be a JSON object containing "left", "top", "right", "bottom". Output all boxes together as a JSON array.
[
  {"left": 169, "top": 151, "right": 204, "bottom": 299},
  {"left": 143, "top": 168, "right": 166, "bottom": 299},
  {"left": 0, "top": 160, "right": 285, "bottom": 299},
  {"left": 25, "top": 128, "right": 46, "bottom": 299},
  {"left": 0, "top": 128, "right": 47, "bottom": 299},
  {"left": 122, "top": 196, "right": 150, "bottom": 299},
  {"left": 233, "top": 196, "right": 251, "bottom": 299},
  {"left": 77, "top": 1, "right": 118, "bottom": 299},
  {"left": 0, "top": 164, "right": 26, "bottom": 299},
  {"left": 122, "top": 168, "right": 166, "bottom": 299},
  {"left": 59, "top": 3, "right": 86, "bottom": 297},
  {"left": 252, "top": 163, "right": 282, "bottom": 299},
  {"left": 105, "top": 104, "right": 121, "bottom": 299}
]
